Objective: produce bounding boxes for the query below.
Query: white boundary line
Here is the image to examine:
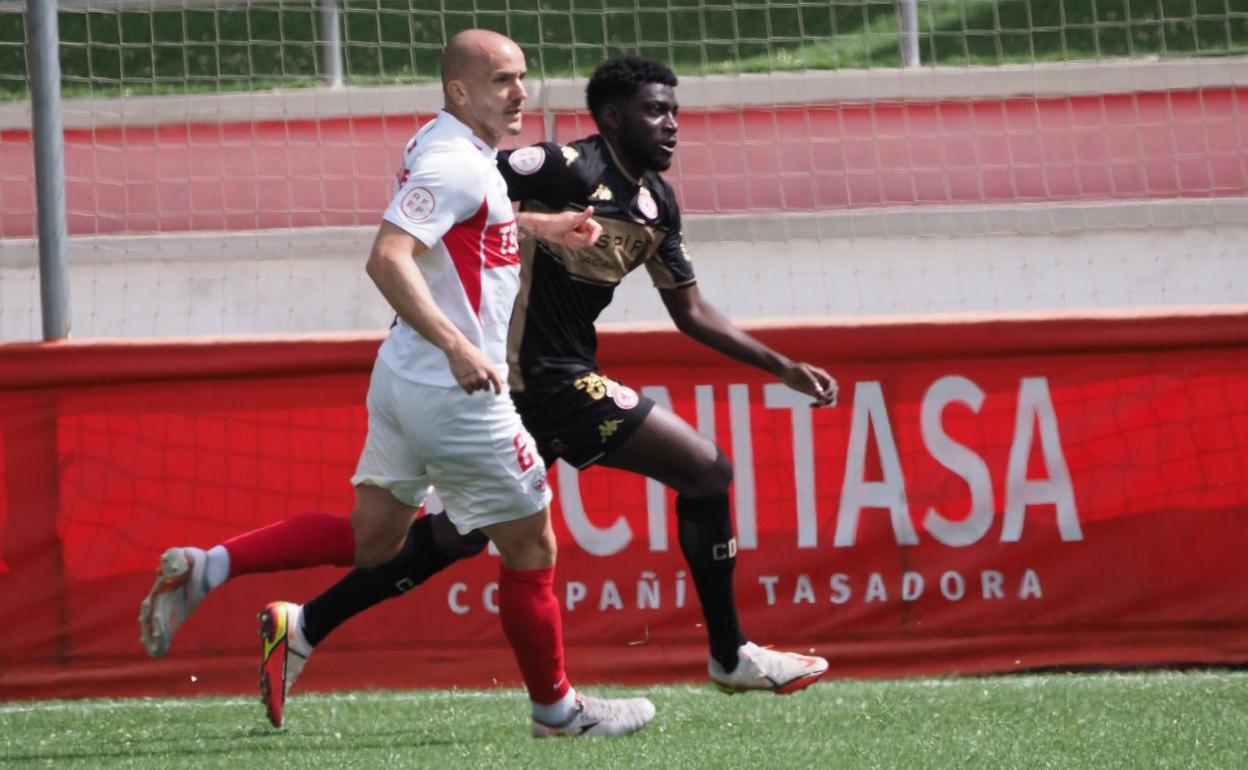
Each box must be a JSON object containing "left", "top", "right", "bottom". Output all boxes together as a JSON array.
[{"left": 1, "top": 57, "right": 1246, "bottom": 131}]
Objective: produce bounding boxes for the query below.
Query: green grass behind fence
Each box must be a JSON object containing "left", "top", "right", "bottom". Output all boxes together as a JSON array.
[{"left": 1, "top": 0, "right": 1247, "bottom": 100}]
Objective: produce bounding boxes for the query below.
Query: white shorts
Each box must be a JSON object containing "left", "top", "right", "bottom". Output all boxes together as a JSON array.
[{"left": 352, "top": 358, "right": 551, "bottom": 534}]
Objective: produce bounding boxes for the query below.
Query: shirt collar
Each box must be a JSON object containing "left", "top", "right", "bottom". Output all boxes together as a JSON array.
[
  {"left": 437, "top": 110, "right": 497, "bottom": 159},
  {"left": 596, "top": 135, "right": 643, "bottom": 187}
]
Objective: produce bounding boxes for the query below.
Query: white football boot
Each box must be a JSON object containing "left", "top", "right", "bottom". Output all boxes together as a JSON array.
[
  {"left": 138, "top": 546, "right": 210, "bottom": 658},
  {"left": 531, "top": 693, "right": 656, "bottom": 738},
  {"left": 708, "top": 642, "right": 828, "bottom": 694}
]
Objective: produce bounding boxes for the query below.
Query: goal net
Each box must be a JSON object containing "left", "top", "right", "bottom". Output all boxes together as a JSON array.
[{"left": 0, "top": 0, "right": 1246, "bottom": 338}]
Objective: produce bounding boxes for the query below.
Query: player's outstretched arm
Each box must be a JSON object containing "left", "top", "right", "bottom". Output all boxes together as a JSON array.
[
  {"left": 516, "top": 206, "right": 602, "bottom": 248},
  {"left": 366, "top": 221, "right": 503, "bottom": 394},
  {"left": 659, "top": 283, "right": 837, "bottom": 407}
]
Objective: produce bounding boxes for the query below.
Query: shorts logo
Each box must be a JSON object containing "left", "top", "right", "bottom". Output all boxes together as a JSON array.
[
  {"left": 598, "top": 418, "right": 624, "bottom": 442},
  {"left": 635, "top": 187, "right": 659, "bottom": 220},
  {"left": 611, "top": 385, "right": 639, "bottom": 410},
  {"left": 573, "top": 372, "right": 612, "bottom": 401},
  {"left": 533, "top": 471, "right": 548, "bottom": 493},
  {"left": 399, "top": 186, "right": 436, "bottom": 223},
  {"left": 573, "top": 373, "right": 640, "bottom": 410},
  {"left": 508, "top": 146, "right": 546, "bottom": 175}
]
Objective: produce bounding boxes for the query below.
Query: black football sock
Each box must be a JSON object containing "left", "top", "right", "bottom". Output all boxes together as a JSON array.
[
  {"left": 676, "top": 493, "right": 748, "bottom": 672},
  {"left": 300, "top": 513, "right": 487, "bottom": 647}
]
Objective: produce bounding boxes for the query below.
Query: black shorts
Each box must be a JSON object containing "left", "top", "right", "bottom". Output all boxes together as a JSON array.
[{"left": 512, "top": 372, "right": 656, "bottom": 470}]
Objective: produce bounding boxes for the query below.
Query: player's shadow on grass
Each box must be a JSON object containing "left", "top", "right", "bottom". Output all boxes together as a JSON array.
[{"left": 0, "top": 727, "right": 467, "bottom": 764}]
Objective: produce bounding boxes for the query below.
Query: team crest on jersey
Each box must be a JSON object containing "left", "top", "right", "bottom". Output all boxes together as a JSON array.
[
  {"left": 508, "top": 146, "right": 546, "bottom": 175},
  {"left": 635, "top": 187, "right": 659, "bottom": 220},
  {"left": 611, "top": 384, "right": 640, "bottom": 410},
  {"left": 399, "top": 186, "right": 436, "bottom": 223}
]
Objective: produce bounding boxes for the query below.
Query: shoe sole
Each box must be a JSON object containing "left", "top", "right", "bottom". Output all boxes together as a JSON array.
[
  {"left": 713, "top": 666, "right": 828, "bottom": 696},
  {"left": 137, "top": 547, "right": 191, "bottom": 658},
  {"left": 258, "top": 605, "right": 285, "bottom": 729},
  {"left": 531, "top": 716, "right": 654, "bottom": 738}
]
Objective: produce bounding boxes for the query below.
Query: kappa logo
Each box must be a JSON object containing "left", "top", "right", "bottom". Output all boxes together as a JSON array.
[
  {"left": 561, "top": 145, "right": 580, "bottom": 166},
  {"left": 508, "top": 146, "right": 546, "bottom": 175},
  {"left": 399, "top": 186, "right": 436, "bottom": 223},
  {"left": 598, "top": 418, "right": 624, "bottom": 442},
  {"left": 590, "top": 183, "right": 614, "bottom": 201}
]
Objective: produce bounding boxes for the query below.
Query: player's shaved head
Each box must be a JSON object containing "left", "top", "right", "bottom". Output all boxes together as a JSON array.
[
  {"left": 439, "top": 28, "right": 528, "bottom": 147},
  {"left": 442, "top": 29, "right": 520, "bottom": 86}
]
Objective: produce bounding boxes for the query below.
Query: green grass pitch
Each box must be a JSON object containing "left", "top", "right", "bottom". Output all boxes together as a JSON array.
[{"left": 3, "top": 670, "right": 1246, "bottom": 769}]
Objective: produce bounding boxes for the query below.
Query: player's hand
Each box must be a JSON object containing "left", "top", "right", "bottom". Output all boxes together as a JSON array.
[
  {"left": 446, "top": 342, "right": 504, "bottom": 395},
  {"left": 543, "top": 206, "right": 603, "bottom": 248},
  {"left": 780, "top": 362, "right": 837, "bottom": 407}
]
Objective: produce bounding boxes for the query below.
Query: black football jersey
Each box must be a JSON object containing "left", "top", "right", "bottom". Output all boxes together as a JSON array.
[{"left": 497, "top": 135, "right": 696, "bottom": 393}]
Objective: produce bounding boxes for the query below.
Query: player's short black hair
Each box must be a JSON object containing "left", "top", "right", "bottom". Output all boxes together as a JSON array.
[{"left": 586, "top": 56, "right": 678, "bottom": 127}]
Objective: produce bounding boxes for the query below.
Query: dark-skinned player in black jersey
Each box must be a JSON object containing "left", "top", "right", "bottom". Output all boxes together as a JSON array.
[{"left": 146, "top": 56, "right": 839, "bottom": 728}]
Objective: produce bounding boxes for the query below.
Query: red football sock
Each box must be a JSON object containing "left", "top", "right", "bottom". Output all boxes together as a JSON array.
[
  {"left": 221, "top": 512, "right": 355, "bottom": 576},
  {"left": 498, "top": 565, "right": 570, "bottom": 705}
]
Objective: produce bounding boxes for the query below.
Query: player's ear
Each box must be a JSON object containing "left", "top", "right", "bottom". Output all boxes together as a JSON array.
[
  {"left": 599, "top": 101, "right": 621, "bottom": 134},
  {"left": 446, "top": 78, "right": 469, "bottom": 106}
]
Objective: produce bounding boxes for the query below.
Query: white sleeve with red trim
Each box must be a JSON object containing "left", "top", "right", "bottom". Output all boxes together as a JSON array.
[{"left": 382, "top": 149, "right": 485, "bottom": 248}]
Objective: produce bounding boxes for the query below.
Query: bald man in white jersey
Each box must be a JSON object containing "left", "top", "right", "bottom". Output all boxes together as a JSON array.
[{"left": 138, "top": 29, "right": 654, "bottom": 738}]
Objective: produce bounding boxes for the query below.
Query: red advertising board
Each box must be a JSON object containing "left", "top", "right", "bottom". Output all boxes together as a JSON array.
[{"left": 2, "top": 312, "right": 1248, "bottom": 700}]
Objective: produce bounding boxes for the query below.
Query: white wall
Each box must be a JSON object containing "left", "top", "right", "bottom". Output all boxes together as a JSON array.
[{"left": 2, "top": 199, "right": 1245, "bottom": 342}]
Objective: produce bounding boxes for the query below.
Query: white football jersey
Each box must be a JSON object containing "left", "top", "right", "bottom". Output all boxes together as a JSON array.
[{"left": 377, "top": 111, "right": 521, "bottom": 388}]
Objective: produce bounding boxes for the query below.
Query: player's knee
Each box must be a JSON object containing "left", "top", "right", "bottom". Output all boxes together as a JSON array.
[
  {"left": 517, "top": 529, "right": 557, "bottom": 568},
  {"left": 707, "top": 446, "right": 733, "bottom": 491},
  {"left": 679, "top": 444, "right": 732, "bottom": 498},
  {"left": 350, "top": 509, "right": 406, "bottom": 567},
  {"left": 494, "top": 529, "right": 557, "bottom": 571}
]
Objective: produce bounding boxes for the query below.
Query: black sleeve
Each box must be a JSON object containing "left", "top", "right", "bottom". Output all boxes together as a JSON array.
[
  {"left": 496, "top": 142, "right": 582, "bottom": 209},
  {"left": 647, "top": 202, "right": 697, "bottom": 289}
]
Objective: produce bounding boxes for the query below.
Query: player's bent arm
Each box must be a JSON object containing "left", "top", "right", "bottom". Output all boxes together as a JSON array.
[
  {"left": 659, "top": 283, "right": 837, "bottom": 406},
  {"left": 660, "top": 283, "right": 789, "bottom": 373},
  {"left": 365, "top": 221, "right": 502, "bottom": 393},
  {"left": 516, "top": 207, "right": 602, "bottom": 248}
]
